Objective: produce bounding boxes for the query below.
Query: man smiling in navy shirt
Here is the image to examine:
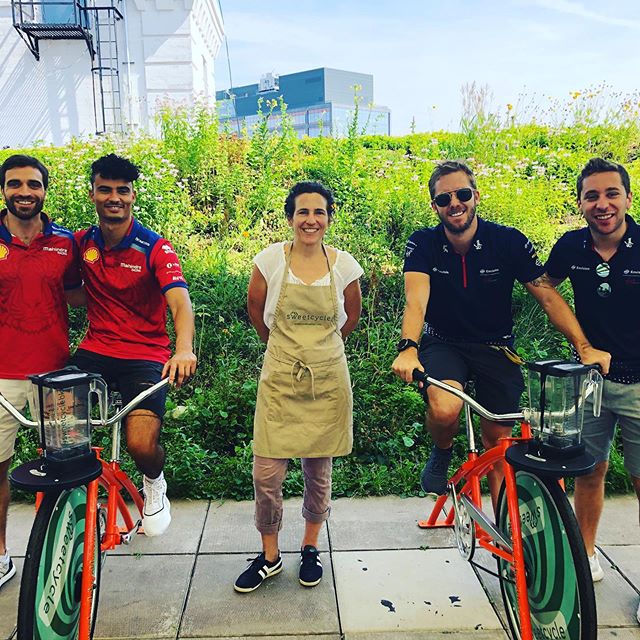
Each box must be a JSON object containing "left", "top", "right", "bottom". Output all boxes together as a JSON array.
[
  {"left": 546, "top": 159, "right": 640, "bottom": 623},
  {"left": 392, "top": 160, "right": 610, "bottom": 507}
]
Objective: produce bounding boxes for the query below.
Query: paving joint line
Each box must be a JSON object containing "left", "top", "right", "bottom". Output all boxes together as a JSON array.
[
  {"left": 469, "top": 556, "right": 509, "bottom": 635},
  {"left": 598, "top": 545, "right": 640, "bottom": 596},
  {"left": 174, "top": 499, "right": 212, "bottom": 640},
  {"left": 326, "top": 519, "right": 345, "bottom": 640}
]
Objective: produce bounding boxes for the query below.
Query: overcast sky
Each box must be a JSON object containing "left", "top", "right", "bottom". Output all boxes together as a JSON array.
[{"left": 214, "top": 0, "right": 640, "bottom": 135}]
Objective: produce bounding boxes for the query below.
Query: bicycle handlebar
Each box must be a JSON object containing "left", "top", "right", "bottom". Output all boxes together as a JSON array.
[
  {"left": 0, "top": 394, "right": 38, "bottom": 428},
  {"left": 0, "top": 376, "right": 171, "bottom": 430},
  {"left": 92, "top": 378, "right": 170, "bottom": 427},
  {"left": 412, "top": 369, "right": 525, "bottom": 423}
]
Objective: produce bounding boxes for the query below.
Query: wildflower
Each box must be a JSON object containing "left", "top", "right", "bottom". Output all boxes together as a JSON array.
[
  {"left": 507, "top": 103, "right": 513, "bottom": 111},
  {"left": 242, "top": 231, "right": 249, "bottom": 237},
  {"left": 171, "top": 406, "right": 188, "bottom": 419}
]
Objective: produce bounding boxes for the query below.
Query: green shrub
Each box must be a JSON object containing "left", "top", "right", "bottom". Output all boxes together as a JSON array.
[{"left": 6, "top": 95, "right": 639, "bottom": 499}]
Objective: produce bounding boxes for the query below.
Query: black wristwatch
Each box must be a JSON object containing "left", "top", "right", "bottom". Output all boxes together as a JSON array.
[{"left": 397, "top": 338, "right": 419, "bottom": 353}]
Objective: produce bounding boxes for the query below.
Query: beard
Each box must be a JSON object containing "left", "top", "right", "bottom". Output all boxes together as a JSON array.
[
  {"left": 6, "top": 196, "right": 44, "bottom": 221},
  {"left": 440, "top": 205, "right": 476, "bottom": 235}
]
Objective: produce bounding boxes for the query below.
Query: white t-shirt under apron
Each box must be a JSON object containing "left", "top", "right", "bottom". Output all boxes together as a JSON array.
[{"left": 253, "top": 242, "right": 364, "bottom": 330}]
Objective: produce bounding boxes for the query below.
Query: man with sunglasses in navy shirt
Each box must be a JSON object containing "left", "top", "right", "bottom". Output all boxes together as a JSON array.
[
  {"left": 546, "top": 158, "right": 640, "bottom": 620},
  {"left": 392, "top": 160, "right": 610, "bottom": 509}
]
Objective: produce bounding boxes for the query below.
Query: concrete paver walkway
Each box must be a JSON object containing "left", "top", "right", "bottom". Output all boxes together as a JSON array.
[{"left": 1, "top": 495, "right": 638, "bottom": 639}]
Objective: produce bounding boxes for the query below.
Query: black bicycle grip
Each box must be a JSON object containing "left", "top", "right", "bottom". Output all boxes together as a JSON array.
[{"left": 412, "top": 369, "right": 429, "bottom": 386}]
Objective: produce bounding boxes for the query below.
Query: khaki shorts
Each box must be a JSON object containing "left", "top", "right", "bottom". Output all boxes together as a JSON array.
[
  {"left": 0, "top": 379, "right": 36, "bottom": 463},
  {"left": 582, "top": 379, "right": 640, "bottom": 477}
]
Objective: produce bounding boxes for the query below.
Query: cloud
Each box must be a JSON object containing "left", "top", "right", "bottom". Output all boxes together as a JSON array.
[{"left": 527, "top": 0, "right": 640, "bottom": 29}]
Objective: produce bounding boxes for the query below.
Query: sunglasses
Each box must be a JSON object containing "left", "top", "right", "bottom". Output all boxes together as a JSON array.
[{"left": 433, "top": 188, "right": 474, "bottom": 207}]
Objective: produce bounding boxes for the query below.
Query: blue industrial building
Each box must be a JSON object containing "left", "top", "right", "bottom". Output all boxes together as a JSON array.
[{"left": 216, "top": 67, "right": 390, "bottom": 137}]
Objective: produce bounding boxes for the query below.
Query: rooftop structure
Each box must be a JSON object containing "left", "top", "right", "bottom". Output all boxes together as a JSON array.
[{"left": 216, "top": 67, "right": 391, "bottom": 138}]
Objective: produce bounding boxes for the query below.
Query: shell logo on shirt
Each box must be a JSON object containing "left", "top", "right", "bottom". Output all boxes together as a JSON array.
[
  {"left": 0, "top": 245, "right": 9, "bottom": 261},
  {"left": 83, "top": 247, "right": 100, "bottom": 264}
]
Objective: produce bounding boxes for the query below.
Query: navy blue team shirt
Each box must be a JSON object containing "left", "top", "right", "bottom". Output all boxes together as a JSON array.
[
  {"left": 403, "top": 217, "right": 545, "bottom": 346},
  {"left": 546, "top": 214, "right": 640, "bottom": 383}
]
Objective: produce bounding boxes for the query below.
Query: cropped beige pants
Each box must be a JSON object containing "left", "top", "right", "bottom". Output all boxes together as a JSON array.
[{"left": 253, "top": 455, "right": 333, "bottom": 534}]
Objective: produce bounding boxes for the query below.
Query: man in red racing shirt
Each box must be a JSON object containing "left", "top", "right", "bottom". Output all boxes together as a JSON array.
[
  {"left": 71, "top": 154, "right": 196, "bottom": 537},
  {"left": 0, "top": 154, "right": 83, "bottom": 590}
]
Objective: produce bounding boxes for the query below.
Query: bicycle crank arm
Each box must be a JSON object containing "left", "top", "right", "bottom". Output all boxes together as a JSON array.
[
  {"left": 460, "top": 494, "right": 512, "bottom": 552},
  {"left": 120, "top": 519, "right": 142, "bottom": 544}
]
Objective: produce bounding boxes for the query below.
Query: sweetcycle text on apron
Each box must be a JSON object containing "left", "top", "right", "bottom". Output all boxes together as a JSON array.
[{"left": 253, "top": 243, "right": 353, "bottom": 458}]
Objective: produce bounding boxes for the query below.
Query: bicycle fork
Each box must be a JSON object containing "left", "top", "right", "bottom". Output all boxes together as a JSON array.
[{"left": 502, "top": 449, "right": 534, "bottom": 640}]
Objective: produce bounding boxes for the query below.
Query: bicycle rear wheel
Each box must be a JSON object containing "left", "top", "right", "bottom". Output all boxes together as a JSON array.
[
  {"left": 17, "top": 487, "right": 101, "bottom": 640},
  {"left": 496, "top": 471, "right": 596, "bottom": 640}
]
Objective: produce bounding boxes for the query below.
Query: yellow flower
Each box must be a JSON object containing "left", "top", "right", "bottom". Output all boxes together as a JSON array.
[
  {"left": 242, "top": 231, "right": 249, "bottom": 237},
  {"left": 507, "top": 103, "right": 513, "bottom": 111}
]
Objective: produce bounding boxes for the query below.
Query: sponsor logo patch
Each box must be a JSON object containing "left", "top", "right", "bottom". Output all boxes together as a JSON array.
[
  {"left": 405, "top": 240, "right": 417, "bottom": 258},
  {"left": 120, "top": 262, "right": 142, "bottom": 273},
  {"left": 43, "top": 246, "right": 68, "bottom": 256},
  {"left": 84, "top": 247, "right": 100, "bottom": 263},
  {"left": 0, "top": 245, "right": 9, "bottom": 261}
]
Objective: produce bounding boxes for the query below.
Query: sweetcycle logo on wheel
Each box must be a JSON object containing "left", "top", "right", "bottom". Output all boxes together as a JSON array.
[
  {"left": 38, "top": 503, "right": 76, "bottom": 625},
  {"left": 519, "top": 496, "right": 545, "bottom": 535},
  {"left": 505, "top": 496, "right": 546, "bottom": 537},
  {"left": 532, "top": 612, "right": 569, "bottom": 639}
]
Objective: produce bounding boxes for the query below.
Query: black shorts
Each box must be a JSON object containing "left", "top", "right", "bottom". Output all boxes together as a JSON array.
[
  {"left": 418, "top": 335, "right": 524, "bottom": 421},
  {"left": 68, "top": 349, "right": 167, "bottom": 419}
]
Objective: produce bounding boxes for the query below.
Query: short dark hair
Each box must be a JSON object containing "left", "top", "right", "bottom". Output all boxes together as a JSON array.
[
  {"left": 0, "top": 154, "right": 49, "bottom": 190},
  {"left": 90, "top": 154, "right": 140, "bottom": 185},
  {"left": 428, "top": 160, "right": 477, "bottom": 199},
  {"left": 577, "top": 157, "right": 631, "bottom": 198},
  {"left": 284, "top": 181, "right": 335, "bottom": 220}
]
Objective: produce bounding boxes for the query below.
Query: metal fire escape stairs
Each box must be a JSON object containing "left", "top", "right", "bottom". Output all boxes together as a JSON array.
[{"left": 11, "top": 1, "right": 124, "bottom": 134}]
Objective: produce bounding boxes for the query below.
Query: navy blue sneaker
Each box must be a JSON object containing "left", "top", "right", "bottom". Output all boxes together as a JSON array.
[
  {"left": 420, "top": 446, "right": 453, "bottom": 494},
  {"left": 234, "top": 553, "right": 282, "bottom": 593},
  {"left": 299, "top": 545, "right": 323, "bottom": 587}
]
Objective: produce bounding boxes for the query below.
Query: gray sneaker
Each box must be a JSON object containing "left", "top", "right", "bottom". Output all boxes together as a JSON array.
[
  {"left": 420, "top": 445, "right": 453, "bottom": 495},
  {"left": 0, "top": 553, "right": 16, "bottom": 590}
]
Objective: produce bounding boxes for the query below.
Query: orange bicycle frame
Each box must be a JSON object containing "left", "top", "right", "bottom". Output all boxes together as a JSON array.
[{"left": 419, "top": 421, "right": 535, "bottom": 640}]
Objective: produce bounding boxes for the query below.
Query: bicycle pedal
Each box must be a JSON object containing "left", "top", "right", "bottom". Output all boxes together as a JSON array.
[{"left": 121, "top": 519, "right": 142, "bottom": 544}]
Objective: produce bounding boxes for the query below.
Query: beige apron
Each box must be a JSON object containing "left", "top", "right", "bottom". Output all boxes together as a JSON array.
[{"left": 253, "top": 243, "right": 353, "bottom": 458}]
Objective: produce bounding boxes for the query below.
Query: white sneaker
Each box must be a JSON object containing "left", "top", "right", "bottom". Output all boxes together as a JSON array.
[
  {"left": 636, "top": 600, "right": 640, "bottom": 625},
  {"left": 0, "top": 552, "right": 16, "bottom": 589},
  {"left": 588, "top": 549, "right": 604, "bottom": 582},
  {"left": 142, "top": 473, "right": 171, "bottom": 537}
]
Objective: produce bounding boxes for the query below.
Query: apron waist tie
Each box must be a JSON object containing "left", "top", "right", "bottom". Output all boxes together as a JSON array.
[{"left": 290, "top": 360, "right": 316, "bottom": 400}]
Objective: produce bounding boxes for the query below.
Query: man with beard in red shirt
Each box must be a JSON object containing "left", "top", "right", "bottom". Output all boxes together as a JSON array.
[{"left": 0, "top": 155, "right": 82, "bottom": 590}]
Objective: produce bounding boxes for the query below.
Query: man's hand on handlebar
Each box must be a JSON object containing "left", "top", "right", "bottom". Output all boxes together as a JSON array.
[
  {"left": 577, "top": 345, "right": 611, "bottom": 376},
  {"left": 162, "top": 349, "right": 197, "bottom": 387},
  {"left": 392, "top": 349, "right": 423, "bottom": 384}
]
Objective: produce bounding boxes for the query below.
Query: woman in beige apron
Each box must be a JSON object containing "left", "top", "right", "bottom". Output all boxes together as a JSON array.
[{"left": 234, "top": 182, "right": 362, "bottom": 593}]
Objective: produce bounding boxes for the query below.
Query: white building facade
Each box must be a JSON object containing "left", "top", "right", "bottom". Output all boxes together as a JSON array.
[{"left": 0, "top": 0, "right": 224, "bottom": 148}]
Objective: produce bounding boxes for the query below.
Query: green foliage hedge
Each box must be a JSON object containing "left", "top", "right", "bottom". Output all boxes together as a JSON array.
[{"left": 6, "top": 100, "right": 640, "bottom": 498}]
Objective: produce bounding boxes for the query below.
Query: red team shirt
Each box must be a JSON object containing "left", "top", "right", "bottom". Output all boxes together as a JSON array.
[
  {"left": 0, "top": 212, "right": 81, "bottom": 379},
  {"left": 75, "top": 218, "right": 188, "bottom": 363}
]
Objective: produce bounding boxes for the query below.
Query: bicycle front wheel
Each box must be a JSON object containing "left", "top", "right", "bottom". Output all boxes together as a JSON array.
[
  {"left": 17, "top": 487, "right": 101, "bottom": 640},
  {"left": 496, "top": 471, "right": 596, "bottom": 640}
]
